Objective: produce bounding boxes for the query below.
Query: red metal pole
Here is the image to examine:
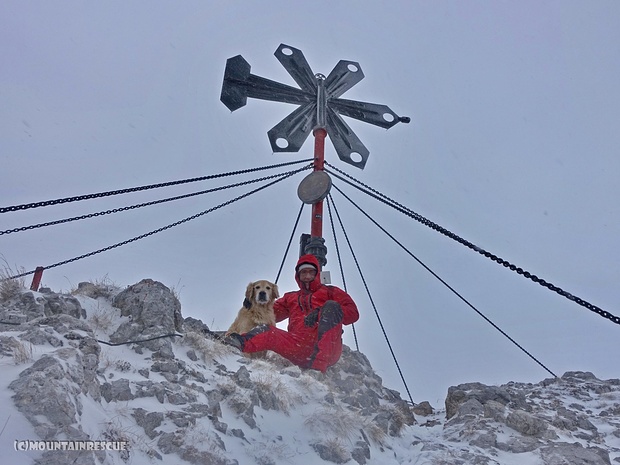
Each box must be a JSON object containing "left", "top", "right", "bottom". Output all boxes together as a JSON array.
[
  {"left": 311, "top": 127, "right": 327, "bottom": 238},
  {"left": 30, "top": 266, "right": 44, "bottom": 291}
]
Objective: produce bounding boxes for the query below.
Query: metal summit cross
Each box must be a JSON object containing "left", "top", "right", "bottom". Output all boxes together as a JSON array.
[
  {"left": 220, "top": 43, "right": 409, "bottom": 170},
  {"left": 220, "top": 43, "right": 409, "bottom": 265}
]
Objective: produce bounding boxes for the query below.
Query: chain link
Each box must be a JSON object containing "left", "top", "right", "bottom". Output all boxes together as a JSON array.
[
  {"left": 2, "top": 165, "right": 312, "bottom": 281},
  {"left": 325, "top": 162, "right": 620, "bottom": 326},
  {"left": 1, "top": 170, "right": 307, "bottom": 236},
  {"left": 331, "top": 183, "right": 558, "bottom": 379},
  {"left": 0, "top": 159, "right": 312, "bottom": 214},
  {"left": 327, "top": 192, "right": 417, "bottom": 403}
]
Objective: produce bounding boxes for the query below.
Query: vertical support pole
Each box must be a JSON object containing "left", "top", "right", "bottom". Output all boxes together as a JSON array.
[
  {"left": 303, "top": 74, "right": 328, "bottom": 268},
  {"left": 311, "top": 127, "right": 327, "bottom": 238},
  {"left": 304, "top": 126, "right": 328, "bottom": 267},
  {"left": 30, "top": 266, "right": 44, "bottom": 291}
]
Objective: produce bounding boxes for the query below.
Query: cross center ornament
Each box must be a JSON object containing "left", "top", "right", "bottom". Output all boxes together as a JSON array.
[{"left": 220, "top": 44, "right": 409, "bottom": 169}]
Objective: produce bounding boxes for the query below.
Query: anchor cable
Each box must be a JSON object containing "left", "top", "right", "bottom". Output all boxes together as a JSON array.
[
  {"left": 331, "top": 183, "right": 558, "bottom": 379},
  {"left": 1, "top": 170, "right": 312, "bottom": 236},
  {"left": 2, "top": 165, "right": 312, "bottom": 281},
  {"left": 1, "top": 158, "right": 313, "bottom": 214},
  {"left": 325, "top": 196, "right": 359, "bottom": 352},
  {"left": 275, "top": 201, "right": 306, "bottom": 285},
  {"left": 328, "top": 192, "right": 417, "bottom": 405},
  {"left": 325, "top": 163, "right": 620, "bottom": 327}
]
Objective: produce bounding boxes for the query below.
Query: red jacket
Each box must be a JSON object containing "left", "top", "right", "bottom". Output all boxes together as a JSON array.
[{"left": 273, "top": 254, "right": 359, "bottom": 340}]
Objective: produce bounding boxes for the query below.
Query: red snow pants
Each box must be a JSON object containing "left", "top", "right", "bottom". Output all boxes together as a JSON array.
[{"left": 241, "top": 301, "right": 344, "bottom": 372}]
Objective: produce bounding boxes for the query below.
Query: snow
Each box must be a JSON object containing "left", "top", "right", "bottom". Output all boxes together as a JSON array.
[
  {"left": 1, "top": 284, "right": 619, "bottom": 464},
  {"left": 0, "top": 362, "right": 43, "bottom": 465}
]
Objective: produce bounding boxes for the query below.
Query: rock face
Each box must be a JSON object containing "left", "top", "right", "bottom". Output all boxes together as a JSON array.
[
  {"left": 2, "top": 279, "right": 620, "bottom": 465},
  {"left": 6, "top": 313, "right": 103, "bottom": 465},
  {"left": 110, "top": 278, "right": 183, "bottom": 357},
  {"left": 440, "top": 371, "right": 617, "bottom": 464},
  {"left": 0, "top": 288, "right": 86, "bottom": 324}
]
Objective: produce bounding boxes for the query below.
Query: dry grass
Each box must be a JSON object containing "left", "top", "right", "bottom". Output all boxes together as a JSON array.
[
  {"left": 72, "top": 275, "right": 120, "bottom": 300},
  {"left": 181, "top": 331, "right": 230, "bottom": 361},
  {"left": 304, "top": 404, "right": 390, "bottom": 446},
  {"left": 296, "top": 371, "right": 325, "bottom": 391},
  {"left": 181, "top": 423, "right": 232, "bottom": 462},
  {"left": 99, "top": 353, "right": 126, "bottom": 373},
  {"left": 380, "top": 403, "right": 409, "bottom": 436},
  {"left": 102, "top": 413, "right": 171, "bottom": 463},
  {"left": 362, "top": 417, "right": 388, "bottom": 444},
  {"left": 250, "top": 441, "right": 295, "bottom": 465},
  {"left": 101, "top": 417, "right": 139, "bottom": 462},
  {"left": 360, "top": 403, "right": 409, "bottom": 442},
  {"left": 304, "top": 405, "right": 360, "bottom": 441},
  {"left": 263, "top": 351, "right": 296, "bottom": 370},
  {"left": 12, "top": 340, "right": 33, "bottom": 364},
  {"left": 87, "top": 303, "right": 117, "bottom": 332},
  {"left": 313, "top": 438, "right": 350, "bottom": 464},
  {"left": 169, "top": 279, "right": 184, "bottom": 302},
  {"left": 227, "top": 389, "right": 253, "bottom": 415},
  {"left": 254, "top": 373, "right": 302, "bottom": 414},
  {"left": 216, "top": 379, "right": 238, "bottom": 398},
  {"left": 0, "top": 257, "right": 26, "bottom": 302}
]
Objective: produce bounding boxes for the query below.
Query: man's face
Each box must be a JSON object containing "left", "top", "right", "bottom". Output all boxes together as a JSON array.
[{"left": 298, "top": 268, "right": 317, "bottom": 284}]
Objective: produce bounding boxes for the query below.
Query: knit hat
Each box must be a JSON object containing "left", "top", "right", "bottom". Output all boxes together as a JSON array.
[{"left": 297, "top": 263, "right": 317, "bottom": 272}]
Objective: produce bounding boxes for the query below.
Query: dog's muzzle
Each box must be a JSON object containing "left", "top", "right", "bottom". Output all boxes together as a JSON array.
[{"left": 257, "top": 291, "right": 268, "bottom": 303}]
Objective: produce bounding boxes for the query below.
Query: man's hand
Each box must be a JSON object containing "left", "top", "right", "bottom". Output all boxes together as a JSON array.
[{"left": 304, "top": 308, "right": 320, "bottom": 327}]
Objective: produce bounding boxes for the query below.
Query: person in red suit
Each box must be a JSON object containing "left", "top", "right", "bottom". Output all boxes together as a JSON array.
[{"left": 223, "top": 254, "right": 359, "bottom": 372}]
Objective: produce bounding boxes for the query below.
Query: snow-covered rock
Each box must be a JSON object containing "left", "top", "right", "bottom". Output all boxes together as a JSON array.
[{"left": 0, "top": 279, "right": 618, "bottom": 464}]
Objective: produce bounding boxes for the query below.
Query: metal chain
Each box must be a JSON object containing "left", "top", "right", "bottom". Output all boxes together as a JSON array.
[
  {"left": 2, "top": 165, "right": 312, "bottom": 281},
  {"left": 325, "top": 196, "right": 359, "bottom": 352},
  {"left": 0, "top": 158, "right": 313, "bottom": 214},
  {"left": 274, "top": 202, "right": 305, "bottom": 285},
  {"left": 325, "top": 162, "right": 620, "bottom": 326},
  {"left": 97, "top": 333, "right": 182, "bottom": 347},
  {"left": 331, "top": 183, "right": 558, "bottom": 379},
  {"left": 328, "top": 192, "right": 416, "bottom": 406},
  {"left": 1, "top": 171, "right": 304, "bottom": 236},
  {"left": 0, "top": 316, "right": 184, "bottom": 344}
]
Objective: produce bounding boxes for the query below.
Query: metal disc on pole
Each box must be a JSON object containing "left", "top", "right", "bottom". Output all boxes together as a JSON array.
[{"left": 297, "top": 171, "right": 332, "bottom": 205}]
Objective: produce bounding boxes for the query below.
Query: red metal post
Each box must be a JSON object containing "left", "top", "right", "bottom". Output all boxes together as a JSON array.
[
  {"left": 30, "top": 266, "right": 44, "bottom": 291},
  {"left": 311, "top": 127, "right": 327, "bottom": 238}
]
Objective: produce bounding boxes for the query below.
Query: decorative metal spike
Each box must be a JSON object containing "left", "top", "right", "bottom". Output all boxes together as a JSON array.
[
  {"left": 267, "top": 103, "right": 316, "bottom": 152},
  {"left": 324, "top": 60, "right": 365, "bottom": 99},
  {"left": 326, "top": 107, "right": 370, "bottom": 169},
  {"left": 329, "top": 98, "right": 401, "bottom": 129},
  {"left": 274, "top": 44, "right": 317, "bottom": 93}
]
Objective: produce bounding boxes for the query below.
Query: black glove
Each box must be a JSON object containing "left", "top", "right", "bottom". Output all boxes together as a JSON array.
[
  {"left": 304, "top": 308, "right": 320, "bottom": 327},
  {"left": 304, "top": 308, "right": 321, "bottom": 328},
  {"left": 243, "top": 298, "right": 252, "bottom": 309}
]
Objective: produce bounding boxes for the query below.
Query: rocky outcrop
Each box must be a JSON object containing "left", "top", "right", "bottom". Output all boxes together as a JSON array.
[
  {"left": 2, "top": 279, "right": 619, "bottom": 465},
  {"left": 0, "top": 288, "right": 86, "bottom": 324},
  {"left": 441, "top": 371, "right": 617, "bottom": 464},
  {"left": 7, "top": 314, "right": 103, "bottom": 465},
  {"left": 109, "top": 278, "right": 183, "bottom": 357}
]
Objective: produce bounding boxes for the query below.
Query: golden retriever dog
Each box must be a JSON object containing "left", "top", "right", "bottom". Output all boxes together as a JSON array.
[{"left": 226, "top": 280, "right": 279, "bottom": 337}]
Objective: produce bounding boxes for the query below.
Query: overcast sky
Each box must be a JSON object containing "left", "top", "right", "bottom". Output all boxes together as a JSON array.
[{"left": 2, "top": 1, "right": 619, "bottom": 405}]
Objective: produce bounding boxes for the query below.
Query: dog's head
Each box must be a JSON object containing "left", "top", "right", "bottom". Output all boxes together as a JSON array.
[{"left": 245, "top": 280, "right": 279, "bottom": 307}]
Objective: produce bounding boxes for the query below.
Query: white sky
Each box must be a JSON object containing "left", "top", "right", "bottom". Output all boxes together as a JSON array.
[{"left": 1, "top": 1, "right": 619, "bottom": 405}]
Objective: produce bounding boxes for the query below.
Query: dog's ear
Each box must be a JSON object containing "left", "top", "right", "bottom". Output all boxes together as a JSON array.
[
  {"left": 245, "top": 282, "right": 255, "bottom": 301},
  {"left": 272, "top": 283, "right": 280, "bottom": 300}
]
